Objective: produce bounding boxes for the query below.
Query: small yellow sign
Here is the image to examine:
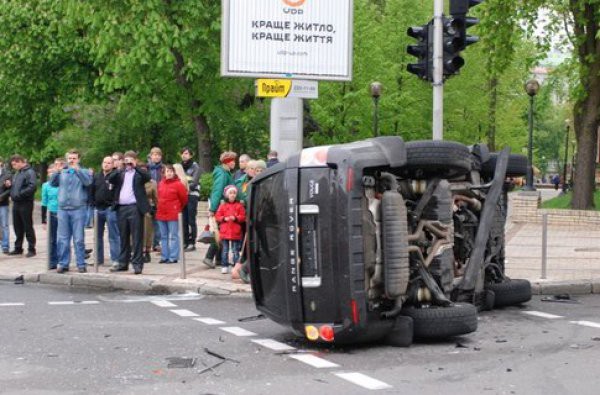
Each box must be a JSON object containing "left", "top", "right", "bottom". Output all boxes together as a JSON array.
[{"left": 256, "top": 79, "right": 292, "bottom": 97}]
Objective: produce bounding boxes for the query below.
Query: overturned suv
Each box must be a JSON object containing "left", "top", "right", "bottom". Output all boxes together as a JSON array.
[{"left": 247, "top": 137, "right": 532, "bottom": 347}]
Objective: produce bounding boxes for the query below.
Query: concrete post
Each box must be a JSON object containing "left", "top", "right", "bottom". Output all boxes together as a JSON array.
[{"left": 270, "top": 97, "right": 304, "bottom": 162}]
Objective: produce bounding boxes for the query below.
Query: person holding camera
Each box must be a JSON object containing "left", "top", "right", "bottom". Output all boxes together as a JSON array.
[
  {"left": 108, "top": 151, "right": 151, "bottom": 275},
  {"left": 50, "top": 149, "right": 92, "bottom": 273}
]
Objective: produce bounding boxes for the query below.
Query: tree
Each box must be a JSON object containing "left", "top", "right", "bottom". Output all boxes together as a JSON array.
[
  {"left": 519, "top": 1, "right": 599, "bottom": 209},
  {"left": 0, "top": 0, "right": 94, "bottom": 164}
]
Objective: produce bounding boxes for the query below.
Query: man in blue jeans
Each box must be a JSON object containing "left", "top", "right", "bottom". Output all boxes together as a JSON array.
[
  {"left": 51, "top": 149, "right": 92, "bottom": 273},
  {"left": 0, "top": 158, "right": 11, "bottom": 254},
  {"left": 91, "top": 156, "right": 120, "bottom": 266}
]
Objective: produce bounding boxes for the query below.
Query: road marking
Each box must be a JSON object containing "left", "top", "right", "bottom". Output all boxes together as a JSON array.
[
  {"left": 151, "top": 300, "right": 177, "bottom": 308},
  {"left": 522, "top": 311, "right": 563, "bottom": 319},
  {"left": 570, "top": 320, "right": 600, "bottom": 329},
  {"left": 0, "top": 303, "right": 25, "bottom": 306},
  {"left": 98, "top": 293, "right": 203, "bottom": 303},
  {"left": 220, "top": 326, "right": 257, "bottom": 337},
  {"left": 251, "top": 339, "right": 296, "bottom": 351},
  {"left": 48, "top": 301, "right": 100, "bottom": 305},
  {"left": 193, "top": 317, "right": 225, "bottom": 325},
  {"left": 289, "top": 354, "right": 339, "bottom": 368},
  {"left": 334, "top": 372, "right": 392, "bottom": 390},
  {"left": 169, "top": 309, "right": 199, "bottom": 317}
]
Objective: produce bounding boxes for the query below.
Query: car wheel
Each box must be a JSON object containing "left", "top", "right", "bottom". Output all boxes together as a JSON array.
[
  {"left": 404, "top": 140, "right": 472, "bottom": 179},
  {"left": 482, "top": 153, "right": 528, "bottom": 178},
  {"left": 485, "top": 279, "right": 532, "bottom": 307},
  {"left": 400, "top": 303, "right": 478, "bottom": 339}
]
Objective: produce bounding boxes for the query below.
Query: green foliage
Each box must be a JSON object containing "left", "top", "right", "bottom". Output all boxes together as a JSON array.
[
  {"left": 0, "top": 0, "right": 566, "bottom": 181},
  {"left": 199, "top": 172, "right": 213, "bottom": 201}
]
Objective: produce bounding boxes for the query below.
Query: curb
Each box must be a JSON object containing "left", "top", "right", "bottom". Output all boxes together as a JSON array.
[
  {"left": 2, "top": 273, "right": 598, "bottom": 297},
  {"left": 0, "top": 272, "right": 253, "bottom": 297},
  {"left": 530, "top": 279, "right": 600, "bottom": 295}
]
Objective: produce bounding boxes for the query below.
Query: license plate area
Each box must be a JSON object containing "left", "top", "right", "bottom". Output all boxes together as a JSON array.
[{"left": 299, "top": 205, "right": 320, "bottom": 287}]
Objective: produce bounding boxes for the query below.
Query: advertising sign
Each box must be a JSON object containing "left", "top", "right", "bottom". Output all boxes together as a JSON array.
[
  {"left": 256, "top": 79, "right": 319, "bottom": 99},
  {"left": 222, "top": 0, "right": 353, "bottom": 81}
]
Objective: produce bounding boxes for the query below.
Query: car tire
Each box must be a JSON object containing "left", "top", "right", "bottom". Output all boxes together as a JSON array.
[
  {"left": 381, "top": 191, "right": 410, "bottom": 298},
  {"left": 404, "top": 140, "right": 472, "bottom": 179},
  {"left": 482, "top": 153, "right": 528, "bottom": 178},
  {"left": 485, "top": 279, "right": 532, "bottom": 307},
  {"left": 401, "top": 303, "right": 478, "bottom": 339},
  {"left": 384, "top": 315, "right": 413, "bottom": 347}
]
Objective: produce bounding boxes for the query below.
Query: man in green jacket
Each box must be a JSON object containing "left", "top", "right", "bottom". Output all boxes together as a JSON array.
[{"left": 203, "top": 151, "right": 236, "bottom": 268}]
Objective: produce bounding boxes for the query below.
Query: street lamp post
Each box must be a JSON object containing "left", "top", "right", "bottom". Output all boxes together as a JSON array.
[
  {"left": 370, "top": 82, "right": 383, "bottom": 137},
  {"left": 524, "top": 79, "right": 540, "bottom": 191},
  {"left": 571, "top": 140, "right": 576, "bottom": 188},
  {"left": 562, "top": 119, "right": 570, "bottom": 193}
]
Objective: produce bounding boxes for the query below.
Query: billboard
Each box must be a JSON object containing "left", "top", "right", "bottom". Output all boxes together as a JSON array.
[{"left": 221, "top": 0, "right": 353, "bottom": 81}]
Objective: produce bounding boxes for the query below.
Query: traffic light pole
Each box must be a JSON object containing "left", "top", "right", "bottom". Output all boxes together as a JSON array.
[{"left": 432, "top": 0, "right": 444, "bottom": 140}]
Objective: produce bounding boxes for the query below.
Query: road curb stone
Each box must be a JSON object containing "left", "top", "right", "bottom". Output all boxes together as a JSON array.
[{"left": 39, "top": 273, "right": 73, "bottom": 286}]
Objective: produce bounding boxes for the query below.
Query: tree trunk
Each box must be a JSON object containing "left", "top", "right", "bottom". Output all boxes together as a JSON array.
[
  {"left": 570, "top": 0, "right": 600, "bottom": 209},
  {"left": 571, "top": 95, "right": 599, "bottom": 209}
]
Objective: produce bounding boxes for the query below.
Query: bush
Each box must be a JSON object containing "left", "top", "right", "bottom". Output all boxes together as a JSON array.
[{"left": 199, "top": 172, "right": 213, "bottom": 201}]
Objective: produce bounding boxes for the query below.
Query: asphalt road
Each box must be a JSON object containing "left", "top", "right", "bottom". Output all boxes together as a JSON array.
[{"left": 1, "top": 283, "right": 600, "bottom": 394}]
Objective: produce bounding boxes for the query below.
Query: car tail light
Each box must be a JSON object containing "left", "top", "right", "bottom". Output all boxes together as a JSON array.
[
  {"left": 351, "top": 299, "right": 360, "bottom": 324},
  {"left": 305, "top": 325, "right": 319, "bottom": 341},
  {"left": 319, "top": 325, "right": 335, "bottom": 342},
  {"left": 346, "top": 167, "right": 354, "bottom": 192}
]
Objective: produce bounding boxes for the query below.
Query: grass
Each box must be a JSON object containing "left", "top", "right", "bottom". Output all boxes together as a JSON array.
[{"left": 541, "top": 190, "right": 600, "bottom": 210}]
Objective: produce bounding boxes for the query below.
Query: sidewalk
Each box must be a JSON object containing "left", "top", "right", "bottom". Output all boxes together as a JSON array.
[
  {"left": 1, "top": 199, "right": 599, "bottom": 295},
  {"left": 0, "top": 220, "right": 252, "bottom": 296}
]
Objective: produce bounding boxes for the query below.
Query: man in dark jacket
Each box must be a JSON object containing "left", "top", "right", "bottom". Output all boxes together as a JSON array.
[
  {"left": 180, "top": 147, "right": 202, "bottom": 251},
  {"left": 0, "top": 159, "right": 11, "bottom": 253},
  {"left": 91, "top": 156, "right": 120, "bottom": 266},
  {"left": 7, "top": 155, "right": 37, "bottom": 256},
  {"left": 108, "top": 151, "right": 151, "bottom": 274}
]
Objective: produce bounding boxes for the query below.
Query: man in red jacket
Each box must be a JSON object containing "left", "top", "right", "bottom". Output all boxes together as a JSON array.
[{"left": 215, "top": 185, "right": 245, "bottom": 274}]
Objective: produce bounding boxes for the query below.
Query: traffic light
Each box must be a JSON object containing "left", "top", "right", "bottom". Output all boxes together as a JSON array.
[
  {"left": 442, "top": 17, "right": 465, "bottom": 76},
  {"left": 406, "top": 20, "right": 433, "bottom": 81},
  {"left": 450, "top": 0, "right": 482, "bottom": 52}
]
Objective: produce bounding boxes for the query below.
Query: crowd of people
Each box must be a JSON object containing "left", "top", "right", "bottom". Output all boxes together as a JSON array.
[{"left": 0, "top": 148, "right": 280, "bottom": 280}]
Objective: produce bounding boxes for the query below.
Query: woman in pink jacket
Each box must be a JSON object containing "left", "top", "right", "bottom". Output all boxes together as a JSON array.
[{"left": 156, "top": 164, "right": 188, "bottom": 263}]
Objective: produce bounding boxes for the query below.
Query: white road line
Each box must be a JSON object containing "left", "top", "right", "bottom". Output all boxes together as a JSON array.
[
  {"left": 48, "top": 301, "right": 100, "bottom": 305},
  {"left": 193, "top": 317, "right": 225, "bottom": 325},
  {"left": 169, "top": 309, "right": 199, "bottom": 317},
  {"left": 220, "top": 327, "right": 257, "bottom": 337},
  {"left": 289, "top": 354, "right": 339, "bottom": 369},
  {"left": 98, "top": 293, "right": 202, "bottom": 303},
  {"left": 570, "top": 320, "right": 600, "bottom": 329},
  {"left": 522, "top": 311, "right": 564, "bottom": 319},
  {"left": 335, "top": 372, "right": 392, "bottom": 390},
  {"left": 151, "top": 300, "right": 177, "bottom": 308},
  {"left": 251, "top": 339, "right": 296, "bottom": 351},
  {"left": 0, "top": 303, "right": 25, "bottom": 306}
]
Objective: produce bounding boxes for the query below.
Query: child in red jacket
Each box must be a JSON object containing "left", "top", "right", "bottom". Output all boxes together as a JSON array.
[{"left": 215, "top": 185, "right": 246, "bottom": 274}]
